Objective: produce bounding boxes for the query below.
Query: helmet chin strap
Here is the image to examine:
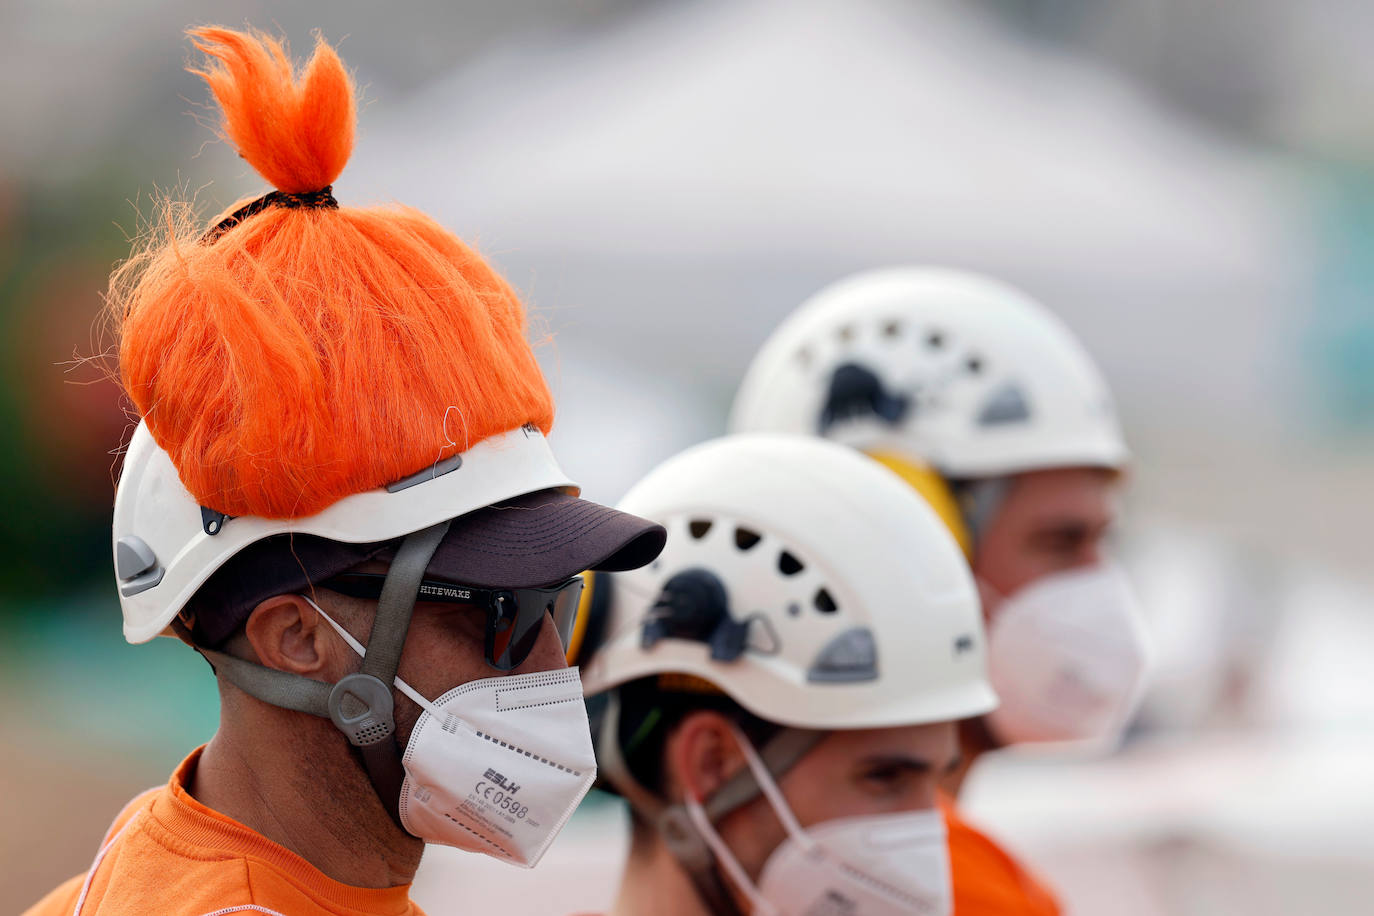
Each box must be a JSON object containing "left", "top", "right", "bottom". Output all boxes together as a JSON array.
[
  {"left": 595, "top": 691, "right": 824, "bottom": 916},
  {"left": 195, "top": 520, "right": 451, "bottom": 829}
]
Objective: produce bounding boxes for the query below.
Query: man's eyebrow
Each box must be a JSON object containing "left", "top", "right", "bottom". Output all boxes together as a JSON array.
[
  {"left": 1028, "top": 518, "right": 1110, "bottom": 540},
  {"left": 858, "top": 754, "right": 931, "bottom": 773},
  {"left": 1030, "top": 516, "right": 1094, "bottom": 532},
  {"left": 859, "top": 753, "right": 963, "bottom": 776}
]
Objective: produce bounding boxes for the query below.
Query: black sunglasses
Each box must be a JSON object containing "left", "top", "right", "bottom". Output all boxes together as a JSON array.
[{"left": 320, "top": 572, "right": 584, "bottom": 672}]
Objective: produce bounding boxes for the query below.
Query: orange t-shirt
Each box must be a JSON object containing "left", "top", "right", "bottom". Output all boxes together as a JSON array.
[
  {"left": 943, "top": 796, "right": 1061, "bottom": 916},
  {"left": 23, "top": 746, "right": 426, "bottom": 916}
]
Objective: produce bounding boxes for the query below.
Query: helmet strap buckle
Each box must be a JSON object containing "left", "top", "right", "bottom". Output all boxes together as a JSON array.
[{"left": 328, "top": 673, "right": 396, "bottom": 747}]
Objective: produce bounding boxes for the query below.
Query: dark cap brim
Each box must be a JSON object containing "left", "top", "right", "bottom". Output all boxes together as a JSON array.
[
  {"left": 188, "top": 490, "right": 663, "bottom": 645},
  {"left": 424, "top": 489, "right": 666, "bottom": 588}
]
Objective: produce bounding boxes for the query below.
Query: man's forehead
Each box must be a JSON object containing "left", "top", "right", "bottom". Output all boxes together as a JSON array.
[
  {"left": 1009, "top": 467, "right": 1119, "bottom": 522},
  {"left": 1012, "top": 466, "right": 1116, "bottom": 499},
  {"left": 820, "top": 722, "right": 957, "bottom": 760}
]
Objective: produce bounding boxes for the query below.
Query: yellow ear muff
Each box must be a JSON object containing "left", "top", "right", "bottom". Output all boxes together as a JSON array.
[
  {"left": 566, "top": 569, "right": 599, "bottom": 665},
  {"left": 865, "top": 451, "right": 972, "bottom": 558}
]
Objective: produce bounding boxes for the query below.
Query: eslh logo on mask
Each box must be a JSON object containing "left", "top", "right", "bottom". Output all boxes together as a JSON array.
[{"left": 396, "top": 668, "right": 596, "bottom": 866}]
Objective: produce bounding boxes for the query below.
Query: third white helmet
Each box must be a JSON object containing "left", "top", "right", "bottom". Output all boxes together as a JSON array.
[{"left": 730, "top": 268, "right": 1127, "bottom": 479}]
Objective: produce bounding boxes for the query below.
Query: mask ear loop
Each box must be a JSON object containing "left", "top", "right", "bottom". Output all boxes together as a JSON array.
[
  {"left": 678, "top": 725, "right": 821, "bottom": 916},
  {"left": 728, "top": 724, "right": 818, "bottom": 854},
  {"left": 682, "top": 794, "right": 779, "bottom": 916},
  {"left": 302, "top": 595, "right": 436, "bottom": 714}
]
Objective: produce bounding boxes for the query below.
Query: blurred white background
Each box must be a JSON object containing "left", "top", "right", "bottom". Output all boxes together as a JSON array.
[{"left": 3, "top": 1, "right": 1371, "bottom": 913}]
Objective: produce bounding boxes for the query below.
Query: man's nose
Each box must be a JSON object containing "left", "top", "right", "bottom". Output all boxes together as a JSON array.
[
  {"left": 1079, "top": 536, "right": 1107, "bottom": 569},
  {"left": 906, "top": 781, "right": 941, "bottom": 812}
]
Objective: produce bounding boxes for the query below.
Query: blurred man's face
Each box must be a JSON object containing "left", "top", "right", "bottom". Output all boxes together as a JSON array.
[
  {"left": 719, "top": 722, "right": 959, "bottom": 883},
  {"left": 973, "top": 467, "right": 1118, "bottom": 620}
]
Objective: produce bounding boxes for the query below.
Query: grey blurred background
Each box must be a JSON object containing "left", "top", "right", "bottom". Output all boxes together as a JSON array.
[{"left": 3, "top": 1, "right": 1371, "bottom": 913}]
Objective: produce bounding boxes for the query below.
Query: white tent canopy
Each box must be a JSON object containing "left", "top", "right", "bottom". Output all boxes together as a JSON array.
[
  {"left": 353, "top": 0, "right": 1300, "bottom": 435},
  {"left": 352, "top": 0, "right": 1347, "bottom": 580}
]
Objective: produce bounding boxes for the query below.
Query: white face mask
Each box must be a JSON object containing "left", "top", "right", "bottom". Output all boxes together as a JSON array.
[
  {"left": 307, "top": 597, "right": 597, "bottom": 867},
  {"left": 684, "top": 729, "right": 953, "bottom": 916},
  {"left": 983, "top": 563, "right": 1150, "bottom": 747}
]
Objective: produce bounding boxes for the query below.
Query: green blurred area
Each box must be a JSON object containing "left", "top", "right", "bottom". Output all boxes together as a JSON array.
[
  {"left": 0, "top": 589, "right": 219, "bottom": 757},
  {"left": 0, "top": 177, "right": 141, "bottom": 609},
  {"left": 0, "top": 173, "right": 221, "bottom": 801}
]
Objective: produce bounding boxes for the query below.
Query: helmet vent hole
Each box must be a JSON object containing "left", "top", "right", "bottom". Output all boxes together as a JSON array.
[
  {"left": 926, "top": 330, "right": 944, "bottom": 349},
  {"left": 882, "top": 319, "right": 902, "bottom": 339},
  {"left": 966, "top": 354, "right": 984, "bottom": 374},
  {"left": 688, "top": 519, "right": 713, "bottom": 539},
  {"left": 795, "top": 347, "right": 813, "bottom": 368},
  {"left": 777, "top": 551, "right": 804, "bottom": 576},
  {"left": 837, "top": 324, "right": 855, "bottom": 342},
  {"left": 814, "top": 588, "right": 838, "bottom": 614},
  {"left": 734, "top": 527, "right": 762, "bottom": 551}
]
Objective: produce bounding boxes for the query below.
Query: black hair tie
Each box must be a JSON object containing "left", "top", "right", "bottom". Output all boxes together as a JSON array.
[{"left": 200, "top": 185, "right": 338, "bottom": 244}]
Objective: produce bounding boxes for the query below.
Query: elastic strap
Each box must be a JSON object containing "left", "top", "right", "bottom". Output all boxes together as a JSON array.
[
  {"left": 653, "top": 724, "right": 824, "bottom": 916},
  {"left": 201, "top": 186, "right": 339, "bottom": 244},
  {"left": 343, "top": 520, "right": 451, "bottom": 824},
  {"left": 184, "top": 608, "right": 333, "bottom": 718},
  {"left": 362, "top": 520, "right": 449, "bottom": 683},
  {"left": 683, "top": 797, "right": 777, "bottom": 916},
  {"left": 197, "top": 648, "right": 333, "bottom": 717},
  {"left": 729, "top": 725, "right": 813, "bottom": 850},
  {"left": 703, "top": 727, "right": 823, "bottom": 823},
  {"left": 307, "top": 598, "right": 433, "bottom": 713}
]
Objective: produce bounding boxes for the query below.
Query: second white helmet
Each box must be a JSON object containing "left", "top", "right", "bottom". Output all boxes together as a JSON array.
[
  {"left": 579, "top": 434, "right": 996, "bottom": 729},
  {"left": 730, "top": 268, "right": 1127, "bottom": 479}
]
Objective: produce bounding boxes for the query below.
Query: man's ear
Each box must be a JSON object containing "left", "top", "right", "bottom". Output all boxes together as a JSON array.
[
  {"left": 243, "top": 594, "right": 351, "bottom": 677},
  {"left": 664, "top": 710, "right": 748, "bottom": 803}
]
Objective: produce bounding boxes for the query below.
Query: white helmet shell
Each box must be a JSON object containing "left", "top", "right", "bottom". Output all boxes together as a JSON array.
[
  {"left": 113, "top": 421, "right": 575, "bottom": 644},
  {"left": 730, "top": 268, "right": 1127, "bottom": 478},
  {"left": 580, "top": 434, "right": 996, "bottom": 730}
]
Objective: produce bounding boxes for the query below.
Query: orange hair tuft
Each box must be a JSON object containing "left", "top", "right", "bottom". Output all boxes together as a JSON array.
[
  {"left": 110, "top": 27, "right": 554, "bottom": 520},
  {"left": 188, "top": 27, "right": 354, "bottom": 194}
]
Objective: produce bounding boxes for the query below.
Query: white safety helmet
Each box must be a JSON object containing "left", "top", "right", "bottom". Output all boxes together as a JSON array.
[
  {"left": 579, "top": 434, "right": 996, "bottom": 729},
  {"left": 113, "top": 421, "right": 575, "bottom": 644},
  {"left": 729, "top": 268, "right": 1127, "bottom": 479}
]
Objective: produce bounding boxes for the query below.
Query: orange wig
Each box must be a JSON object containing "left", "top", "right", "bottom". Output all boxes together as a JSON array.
[{"left": 110, "top": 27, "right": 553, "bottom": 519}]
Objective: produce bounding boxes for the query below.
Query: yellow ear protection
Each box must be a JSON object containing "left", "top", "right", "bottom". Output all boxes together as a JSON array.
[
  {"left": 865, "top": 451, "right": 973, "bottom": 559},
  {"left": 566, "top": 569, "right": 608, "bottom": 666}
]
